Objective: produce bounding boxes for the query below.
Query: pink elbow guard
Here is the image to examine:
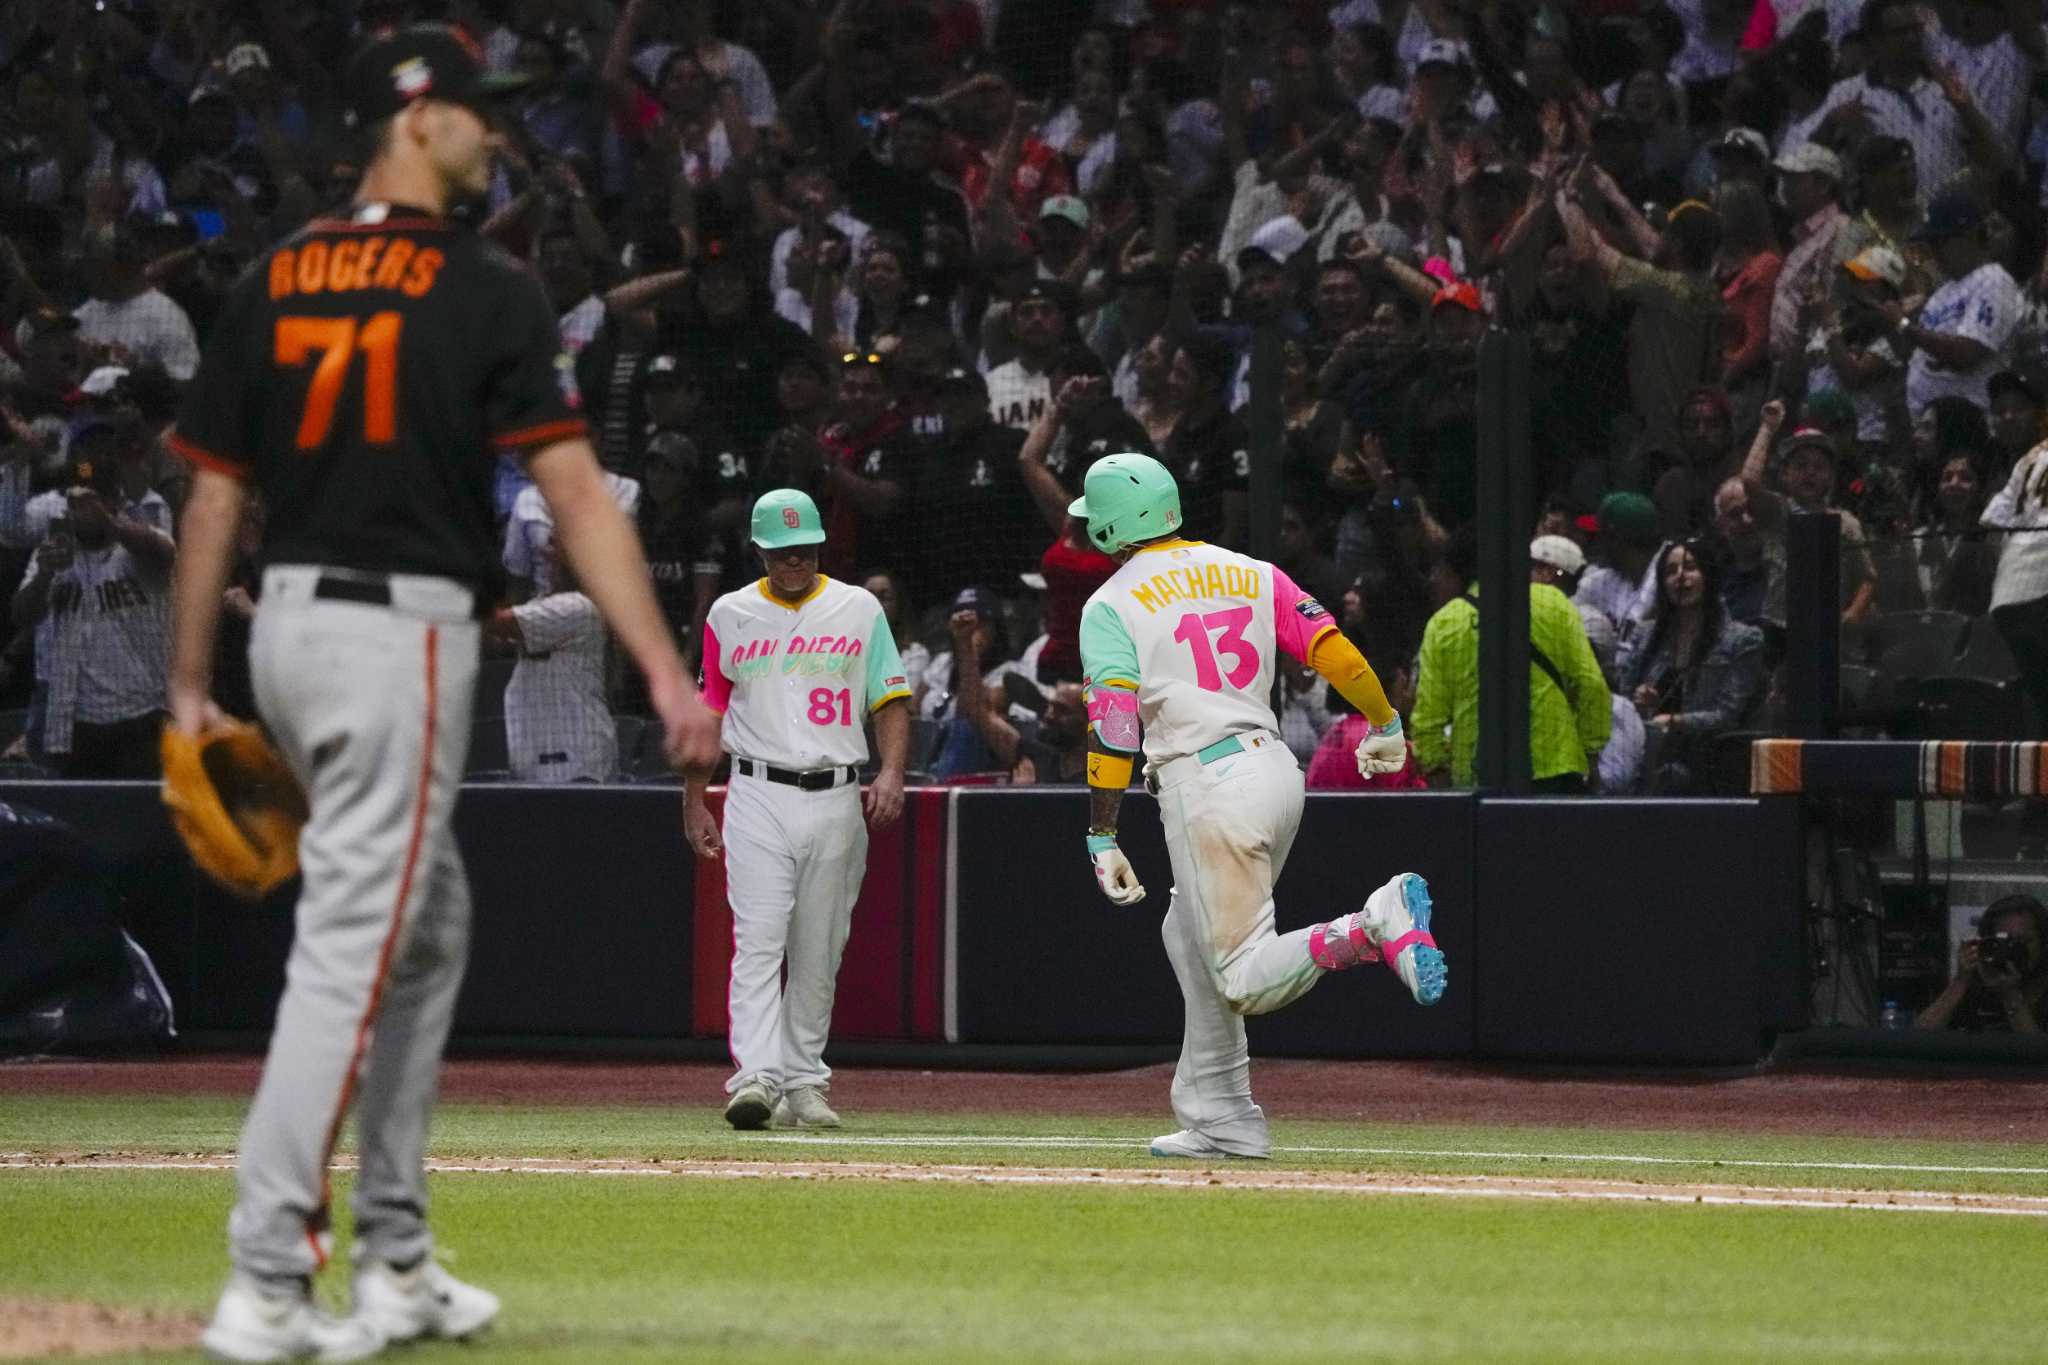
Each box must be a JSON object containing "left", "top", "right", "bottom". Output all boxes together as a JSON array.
[{"left": 1087, "top": 685, "right": 1142, "bottom": 752}]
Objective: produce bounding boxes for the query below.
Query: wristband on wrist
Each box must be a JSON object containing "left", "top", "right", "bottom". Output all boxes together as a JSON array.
[
  {"left": 1086, "top": 832, "right": 1119, "bottom": 853},
  {"left": 1367, "top": 715, "right": 1403, "bottom": 737}
]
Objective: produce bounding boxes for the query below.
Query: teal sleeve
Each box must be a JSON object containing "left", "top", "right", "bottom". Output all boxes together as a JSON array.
[
  {"left": 1079, "top": 599, "right": 1140, "bottom": 690},
  {"left": 865, "top": 608, "right": 912, "bottom": 712}
]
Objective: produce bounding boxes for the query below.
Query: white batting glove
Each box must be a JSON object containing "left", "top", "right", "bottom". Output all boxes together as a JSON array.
[
  {"left": 1086, "top": 834, "right": 1147, "bottom": 906},
  {"left": 1355, "top": 716, "right": 1407, "bottom": 777}
]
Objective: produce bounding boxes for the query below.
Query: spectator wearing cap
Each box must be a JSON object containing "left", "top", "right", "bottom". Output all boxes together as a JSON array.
[
  {"left": 1829, "top": 136, "right": 1936, "bottom": 298},
  {"left": 504, "top": 27, "right": 604, "bottom": 166},
  {"left": 11, "top": 454, "right": 175, "bottom": 778},
  {"left": 222, "top": 42, "right": 311, "bottom": 152},
  {"left": 635, "top": 431, "right": 723, "bottom": 674},
  {"left": 1799, "top": 247, "right": 1911, "bottom": 453},
  {"left": 912, "top": 366, "right": 1039, "bottom": 606},
  {"left": 1198, "top": 224, "right": 1310, "bottom": 412},
  {"left": 1411, "top": 524, "right": 1611, "bottom": 792},
  {"left": 73, "top": 226, "right": 200, "bottom": 383},
  {"left": 7, "top": 312, "right": 88, "bottom": 425},
  {"left": 845, "top": 103, "right": 974, "bottom": 292},
  {"left": 1810, "top": 0, "right": 1991, "bottom": 199},
  {"left": 1575, "top": 490, "right": 1666, "bottom": 649},
  {"left": 1653, "top": 387, "right": 1743, "bottom": 540},
  {"left": 674, "top": 244, "right": 814, "bottom": 453},
  {"left": 1903, "top": 191, "right": 2025, "bottom": 420},
  {"left": 162, "top": 78, "right": 272, "bottom": 220},
  {"left": 1988, "top": 369, "right": 2044, "bottom": 475},
  {"left": 1163, "top": 333, "right": 1252, "bottom": 548},
  {"left": 986, "top": 279, "right": 1070, "bottom": 433},
  {"left": 1556, "top": 187, "right": 1724, "bottom": 461},
  {"left": 1740, "top": 401, "right": 1881, "bottom": 629},
  {"left": 1769, "top": 143, "right": 1850, "bottom": 373},
  {"left": 1034, "top": 196, "right": 1097, "bottom": 293},
  {"left": 1705, "top": 127, "right": 1770, "bottom": 192},
  {"left": 923, "top": 585, "right": 1029, "bottom": 777},
  {"left": 1387, "top": 280, "right": 1486, "bottom": 526},
  {"left": 775, "top": 349, "right": 910, "bottom": 581},
  {"left": 1035, "top": 345, "right": 1152, "bottom": 490}
]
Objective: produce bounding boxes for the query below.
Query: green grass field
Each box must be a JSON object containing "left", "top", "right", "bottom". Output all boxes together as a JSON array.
[{"left": 5, "top": 1092, "right": 2048, "bottom": 1362}]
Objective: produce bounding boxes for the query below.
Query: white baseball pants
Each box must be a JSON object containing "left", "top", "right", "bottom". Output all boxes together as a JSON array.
[
  {"left": 230, "top": 567, "right": 478, "bottom": 1283},
  {"left": 1154, "top": 735, "right": 1321, "bottom": 1156},
  {"left": 721, "top": 770, "right": 867, "bottom": 1097}
]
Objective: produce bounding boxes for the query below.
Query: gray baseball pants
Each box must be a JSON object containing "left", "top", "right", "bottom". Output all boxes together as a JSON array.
[{"left": 229, "top": 565, "right": 478, "bottom": 1284}]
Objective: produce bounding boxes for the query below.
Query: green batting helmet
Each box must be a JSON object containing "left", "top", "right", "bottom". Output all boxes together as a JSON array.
[
  {"left": 1067, "top": 452, "right": 1182, "bottom": 554},
  {"left": 750, "top": 488, "right": 826, "bottom": 549}
]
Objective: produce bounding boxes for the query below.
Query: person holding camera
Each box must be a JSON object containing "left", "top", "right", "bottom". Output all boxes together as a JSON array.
[{"left": 1917, "top": 895, "right": 2048, "bottom": 1033}]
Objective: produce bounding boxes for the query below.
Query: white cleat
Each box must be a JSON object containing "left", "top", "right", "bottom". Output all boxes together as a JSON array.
[
  {"left": 351, "top": 1256, "right": 500, "bottom": 1344},
  {"left": 772, "top": 1085, "right": 842, "bottom": 1128},
  {"left": 1362, "top": 872, "right": 1447, "bottom": 1005},
  {"left": 724, "top": 1079, "right": 774, "bottom": 1130},
  {"left": 201, "top": 1273, "right": 386, "bottom": 1363},
  {"left": 1147, "top": 1129, "right": 1269, "bottom": 1160}
]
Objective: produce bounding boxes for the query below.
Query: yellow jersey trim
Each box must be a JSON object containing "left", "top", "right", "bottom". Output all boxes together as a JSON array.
[{"left": 756, "top": 575, "right": 831, "bottom": 610}]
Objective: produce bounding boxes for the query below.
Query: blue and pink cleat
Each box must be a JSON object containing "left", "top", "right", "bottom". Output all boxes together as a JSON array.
[{"left": 1364, "top": 873, "right": 1446, "bottom": 1005}]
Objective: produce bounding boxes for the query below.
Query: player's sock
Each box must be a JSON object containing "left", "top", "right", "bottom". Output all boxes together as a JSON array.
[{"left": 1307, "top": 913, "right": 1380, "bottom": 970}]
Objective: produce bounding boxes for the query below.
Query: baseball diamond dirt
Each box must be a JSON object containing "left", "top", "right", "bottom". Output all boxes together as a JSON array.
[{"left": 3, "top": 1053, "right": 2046, "bottom": 1143}]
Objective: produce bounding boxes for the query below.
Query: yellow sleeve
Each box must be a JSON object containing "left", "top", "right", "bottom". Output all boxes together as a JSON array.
[{"left": 1306, "top": 628, "right": 1397, "bottom": 728}]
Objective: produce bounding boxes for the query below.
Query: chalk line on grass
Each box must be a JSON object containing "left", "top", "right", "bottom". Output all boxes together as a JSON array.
[{"left": 4, "top": 1153, "right": 2047, "bottom": 1217}]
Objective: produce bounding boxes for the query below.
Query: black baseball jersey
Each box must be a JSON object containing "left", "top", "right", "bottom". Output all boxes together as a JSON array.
[{"left": 170, "top": 202, "right": 587, "bottom": 592}]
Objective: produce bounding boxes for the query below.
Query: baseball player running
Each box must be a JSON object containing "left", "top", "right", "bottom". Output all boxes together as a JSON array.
[
  {"left": 1069, "top": 453, "right": 1446, "bottom": 1160},
  {"left": 685, "top": 488, "right": 911, "bottom": 1131},
  {"left": 164, "top": 26, "right": 721, "bottom": 1362}
]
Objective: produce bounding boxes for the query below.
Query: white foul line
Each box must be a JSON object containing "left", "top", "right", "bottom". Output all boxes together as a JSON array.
[
  {"left": 731, "top": 1132, "right": 2048, "bottom": 1178},
  {"left": 2, "top": 1153, "right": 2045, "bottom": 1217}
]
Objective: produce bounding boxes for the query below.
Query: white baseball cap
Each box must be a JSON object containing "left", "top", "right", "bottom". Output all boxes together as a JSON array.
[
  {"left": 1239, "top": 215, "right": 1309, "bottom": 268},
  {"left": 77, "top": 365, "right": 131, "bottom": 398},
  {"left": 224, "top": 42, "right": 272, "bottom": 78},
  {"left": 1529, "top": 534, "right": 1586, "bottom": 576},
  {"left": 1773, "top": 142, "right": 1842, "bottom": 181},
  {"left": 1711, "top": 127, "right": 1770, "bottom": 162},
  {"left": 1843, "top": 245, "right": 1907, "bottom": 290},
  {"left": 1415, "top": 38, "right": 1471, "bottom": 71}
]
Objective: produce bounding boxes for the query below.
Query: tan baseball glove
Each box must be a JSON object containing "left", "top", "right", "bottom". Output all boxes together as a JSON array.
[{"left": 160, "top": 720, "right": 308, "bottom": 900}]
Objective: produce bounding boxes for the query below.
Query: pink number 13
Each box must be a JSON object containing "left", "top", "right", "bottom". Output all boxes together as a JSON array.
[{"left": 1172, "top": 606, "right": 1260, "bottom": 692}]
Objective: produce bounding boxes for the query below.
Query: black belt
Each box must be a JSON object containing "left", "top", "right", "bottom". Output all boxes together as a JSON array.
[
  {"left": 314, "top": 573, "right": 487, "bottom": 619},
  {"left": 733, "top": 757, "right": 857, "bottom": 791}
]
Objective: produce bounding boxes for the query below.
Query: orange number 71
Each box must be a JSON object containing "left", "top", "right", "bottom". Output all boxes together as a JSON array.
[{"left": 275, "top": 312, "right": 402, "bottom": 450}]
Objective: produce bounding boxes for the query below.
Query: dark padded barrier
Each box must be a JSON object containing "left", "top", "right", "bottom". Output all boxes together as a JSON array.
[
  {"left": 690, "top": 787, "right": 949, "bottom": 1042},
  {"left": 1472, "top": 798, "right": 1797, "bottom": 1063},
  {"left": 947, "top": 789, "right": 1477, "bottom": 1054},
  {"left": 0, "top": 782, "right": 697, "bottom": 1038}
]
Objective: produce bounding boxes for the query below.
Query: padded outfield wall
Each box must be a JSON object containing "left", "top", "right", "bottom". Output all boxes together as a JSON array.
[{"left": 0, "top": 783, "right": 1801, "bottom": 1064}]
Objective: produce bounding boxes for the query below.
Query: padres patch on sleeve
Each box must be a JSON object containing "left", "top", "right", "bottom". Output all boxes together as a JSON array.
[{"left": 1295, "top": 597, "right": 1330, "bottom": 620}]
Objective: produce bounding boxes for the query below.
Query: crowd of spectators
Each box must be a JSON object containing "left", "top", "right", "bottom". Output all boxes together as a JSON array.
[{"left": 1, "top": 0, "right": 2047, "bottom": 792}]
